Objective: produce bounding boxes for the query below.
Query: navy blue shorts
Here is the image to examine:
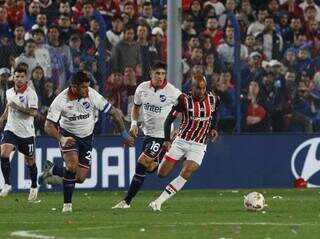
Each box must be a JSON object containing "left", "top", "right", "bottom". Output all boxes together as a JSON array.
[
  {"left": 142, "top": 136, "right": 165, "bottom": 159},
  {"left": 1, "top": 130, "right": 35, "bottom": 157},
  {"left": 59, "top": 128, "right": 93, "bottom": 168}
]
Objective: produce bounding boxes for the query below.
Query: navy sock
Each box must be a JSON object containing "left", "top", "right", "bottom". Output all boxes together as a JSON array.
[
  {"left": 63, "top": 169, "right": 76, "bottom": 203},
  {"left": 53, "top": 165, "right": 63, "bottom": 177},
  {"left": 28, "top": 163, "right": 38, "bottom": 188},
  {"left": 1, "top": 157, "right": 10, "bottom": 185},
  {"left": 124, "top": 163, "right": 147, "bottom": 205}
]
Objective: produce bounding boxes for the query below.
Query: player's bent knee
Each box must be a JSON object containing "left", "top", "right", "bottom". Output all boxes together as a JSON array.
[
  {"left": 66, "top": 164, "right": 77, "bottom": 173},
  {"left": 138, "top": 154, "right": 153, "bottom": 167}
]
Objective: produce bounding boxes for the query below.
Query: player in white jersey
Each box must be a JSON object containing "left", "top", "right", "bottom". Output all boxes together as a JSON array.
[
  {"left": 0, "top": 67, "right": 39, "bottom": 201},
  {"left": 112, "top": 61, "right": 181, "bottom": 209},
  {"left": 40, "top": 71, "right": 134, "bottom": 212}
]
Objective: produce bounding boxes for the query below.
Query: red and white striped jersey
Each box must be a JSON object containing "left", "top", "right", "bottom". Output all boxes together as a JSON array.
[{"left": 169, "top": 92, "right": 219, "bottom": 144}]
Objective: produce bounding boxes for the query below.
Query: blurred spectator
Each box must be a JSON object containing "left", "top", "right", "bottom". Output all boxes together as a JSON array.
[
  {"left": 204, "top": 0, "right": 225, "bottom": 17},
  {"left": 188, "top": 0, "right": 205, "bottom": 33},
  {"left": 202, "top": 16, "right": 224, "bottom": 47},
  {"left": 15, "top": 38, "right": 40, "bottom": 78},
  {"left": 106, "top": 15, "right": 124, "bottom": 49},
  {"left": 82, "top": 17, "right": 99, "bottom": 52},
  {"left": 218, "top": 0, "right": 236, "bottom": 28},
  {"left": 32, "top": 28, "right": 52, "bottom": 78},
  {"left": 30, "top": 13, "right": 48, "bottom": 36},
  {"left": 78, "top": 0, "right": 95, "bottom": 32},
  {"left": 29, "top": 66, "right": 45, "bottom": 96},
  {"left": 181, "top": 14, "right": 196, "bottom": 45},
  {"left": 111, "top": 24, "right": 141, "bottom": 74},
  {"left": 0, "top": 67, "right": 11, "bottom": 115},
  {"left": 139, "top": 1, "right": 158, "bottom": 28},
  {"left": 0, "top": 5, "right": 12, "bottom": 40},
  {"left": 255, "top": 15, "right": 283, "bottom": 60},
  {"left": 217, "top": 25, "right": 248, "bottom": 65},
  {"left": 5, "top": 0, "right": 25, "bottom": 26},
  {"left": 242, "top": 80, "right": 270, "bottom": 132},
  {"left": 294, "top": 46, "right": 312, "bottom": 73},
  {"left": 299, "top": 0, "right": 320, "bottom": 21},
  {"left": 282, "top": 47, "right": 297, "bottom": 70},
  {"left": 247, "top": 8, "right": 268, "bottom": 36},
  {"left": 280, "top": 0, "right": 304, "bottom": 21},
  {"left": 283, "top": 17, "right": 303, "bottom": 49},
  {"left": 244, "top": 34, "right": 257, "bottom": 54},
  {"left": 58, "top": 14, "right": 76, "bottom": 44},
  {"left": 216, "top": 71, "right": 236, "bottom": 132},
  {"left": 137, "top": 23, "right": 159, "bottom": 81},
  {"left": 241, "top": 51, "right": 265, "bottom": 89},
  {"left": 47, "top": 25, "right": 73, "bottom": 92},
  {"left": 38, "top": 0, "right": 58, "bottom": 25},
  {"left": 22, "top": 1, "right": 41, "bottom": 31},
  {"left": 11, "top": 24, "right": 25, "bottom": 58}
]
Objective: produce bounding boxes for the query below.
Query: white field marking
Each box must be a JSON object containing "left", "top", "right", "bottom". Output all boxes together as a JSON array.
[
  {"left": 10, "top": 231, "right": 55, "bottom": 239},
  {"left": 10, "top": 221, "right": 320, "bottom": 237}
]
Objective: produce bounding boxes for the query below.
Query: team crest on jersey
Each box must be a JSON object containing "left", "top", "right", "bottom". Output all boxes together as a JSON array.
[
  {"left": 19, "top": 96, "right": 25, "bottom": 102},
  {"left": 82, "top": 101, "right": 92, "bottom": 111},
  {"left": 159, "top": 94, "right": 166, "bottom": 102}
]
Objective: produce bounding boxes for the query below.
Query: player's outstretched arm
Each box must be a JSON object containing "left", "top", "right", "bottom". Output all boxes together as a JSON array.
[
  {"left": 109, "top": 106, "right": 134, "bottom": 146},
  {"left": 7, "top": 101, "right": 37, "bottom": 117},
  {"left": 44, "top": 120, "right": 75, "bottom": 147}
]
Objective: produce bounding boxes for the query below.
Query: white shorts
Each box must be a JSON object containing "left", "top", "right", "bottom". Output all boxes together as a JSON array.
[{"left": 165, "top": 137, "right": 207, "bottom": 166}]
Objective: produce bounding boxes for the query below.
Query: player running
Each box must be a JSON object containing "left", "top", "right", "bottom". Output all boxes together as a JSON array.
[
  {"left": 42, "top": 71, "right": 134, "bottom": 212},
  {"left": 149, "top": 75, "right": 219, "bottom": 211},
  {"left": 0, "top": 67, "right": 39, "bottom": 201},
  {"left": 112, "top": 61, "right": 181, "bottom": 209}
]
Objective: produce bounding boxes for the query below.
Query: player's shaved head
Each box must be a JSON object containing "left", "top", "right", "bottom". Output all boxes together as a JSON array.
[{"left": 191, "top": 74, "right": 207, "bottom": 101}]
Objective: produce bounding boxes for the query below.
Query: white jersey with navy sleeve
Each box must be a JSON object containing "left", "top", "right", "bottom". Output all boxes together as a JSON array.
[
  {"left": 4, "top": 86, "right": 38, "bottom": 138},
  {"left": 47, "top": 87, "right": 111, "bottom": 138},
  {"left": 134, "top": 81, "right": 181, "bottom": 138}
]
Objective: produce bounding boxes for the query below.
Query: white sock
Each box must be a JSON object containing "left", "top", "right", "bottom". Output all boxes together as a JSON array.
[{"left": 155, "top": 175, "right": 187, "bottom": 205}]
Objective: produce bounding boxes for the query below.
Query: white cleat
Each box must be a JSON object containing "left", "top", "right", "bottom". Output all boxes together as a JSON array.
[
  {"left": 62, "top": 203, "right": 72, "bottom": 213},
  {"left": 148, "top": 201, "right": 161, "bottom": 211},
  {"left": 0, "top": 184, "right": 12, "bottom": 197},
  {"left": 28, "top": 187, "right": 39, "bottom": 202},
  {"left": 112, "top": 200, "right": 130, "bottom": 209}
]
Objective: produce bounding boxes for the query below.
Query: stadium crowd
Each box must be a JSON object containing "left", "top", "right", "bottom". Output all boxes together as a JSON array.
[{"left": 0, "top": 0, "right": 320, "bottom": 134}]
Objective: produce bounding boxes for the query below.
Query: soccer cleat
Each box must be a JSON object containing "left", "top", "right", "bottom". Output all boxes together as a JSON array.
[
  {"left": 112, "top": 200, "right": 131, "bottom": 209},
  {"left": 148, "top": 201, "right": 161, "bottom": 211},
  {"left": 0, "top": 184, "right": 12, "bottom": 197},
  {"left": 28, "top": 187, "right": 39, "bottom": 202},
  {"left": 38, "top": 160, "right": 54, "bottom": 185},
  {"left": 62, "top": 203, "right": 72, "bottom": 213}
]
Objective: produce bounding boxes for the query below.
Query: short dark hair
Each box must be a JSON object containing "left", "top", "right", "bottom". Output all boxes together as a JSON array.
[
  {"left": 151, "top": 61, "right": 167, "bottom": 71},
  {"left": 32, "top": 28, "right": 45, "bottom": 36},
  {"left": 71, "top": 71, "right": 90, "bottom": 85},
  {"left": 14, "top": 67, "right": 27, "bottom": 75}
]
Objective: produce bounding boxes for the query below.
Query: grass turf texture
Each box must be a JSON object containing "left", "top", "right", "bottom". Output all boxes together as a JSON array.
[{"left": 0, "top": 189, "right": 320, "bottom": 239}]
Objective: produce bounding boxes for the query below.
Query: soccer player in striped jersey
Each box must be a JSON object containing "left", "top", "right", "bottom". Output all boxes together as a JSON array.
[
  {"left": 0, "top": 67, "right": 39, "bottom": 201},
  {"left": 149, "top": 75, "right": 219, "bottom": 211},
  {"left": 41, "top": 71, "right": 134, "bottom": 212}
]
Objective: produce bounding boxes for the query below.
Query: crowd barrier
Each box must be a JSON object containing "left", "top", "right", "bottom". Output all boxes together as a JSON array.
[{"left": 2, "top": 134, "right": 320, "bottom": 192}]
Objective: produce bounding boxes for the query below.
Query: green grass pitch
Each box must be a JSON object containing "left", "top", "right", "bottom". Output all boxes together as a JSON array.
[{"left": 0, "top": 189, "right": 320, "bottom": 239}]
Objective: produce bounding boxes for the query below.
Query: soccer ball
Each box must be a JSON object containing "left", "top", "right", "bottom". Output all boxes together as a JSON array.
[{"left": 243, "top": 192, "right": 265, "bottom": 211}]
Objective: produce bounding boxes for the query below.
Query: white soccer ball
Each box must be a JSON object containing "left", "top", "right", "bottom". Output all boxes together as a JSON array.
[{"left": 243, "top": 192, "right": 265, "bottom": 211}]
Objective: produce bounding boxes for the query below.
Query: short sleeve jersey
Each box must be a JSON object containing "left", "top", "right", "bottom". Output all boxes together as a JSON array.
[
  {"left": 47, "top": 87, "right": 111, "bottom": 138},
  {"left": 134, "top": 81, "right": 181, "bottom": 138},
  {"left": 4, "top": 87, "right": 38, "bottom": 138}
]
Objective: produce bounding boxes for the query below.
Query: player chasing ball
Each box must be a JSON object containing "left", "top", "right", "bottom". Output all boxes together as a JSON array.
[
  {"left": 149, "top": 75, "right": 219, "bottom": 211},
  {"left": 40, "top": 71, "right": 134, "bottom": 212}
]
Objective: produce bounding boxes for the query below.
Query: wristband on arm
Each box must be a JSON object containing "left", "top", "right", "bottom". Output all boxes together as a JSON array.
[{"left": 120, "top": 130, "right": 129, "bottom": 140}]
